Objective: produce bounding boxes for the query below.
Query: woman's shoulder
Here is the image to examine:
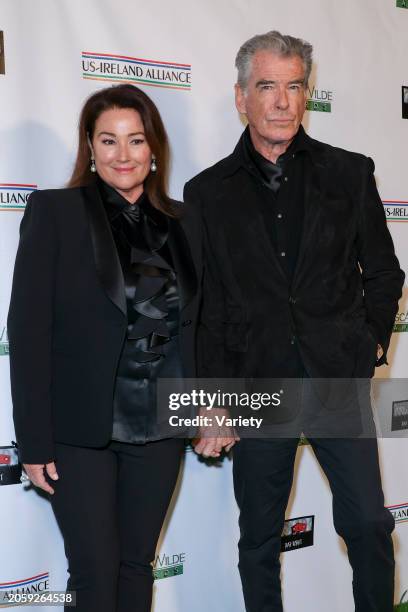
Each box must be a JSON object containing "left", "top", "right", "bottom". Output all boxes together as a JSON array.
[
  {"left": 169, "top": 198, "right": 183, "bottom": 213},
  {"left": 169, "top": 198, "right": 200, "bottom": 219},
  {"left": 30, "top": 186, "right": 83, "bottom": 202},
  {"left": 26, "top": 186, "right": 88, "bottom": 217}
]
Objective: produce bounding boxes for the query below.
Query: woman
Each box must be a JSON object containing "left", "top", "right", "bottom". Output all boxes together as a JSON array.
[{"left": 7, "top": 84, "right": 201, "bottom": 612}]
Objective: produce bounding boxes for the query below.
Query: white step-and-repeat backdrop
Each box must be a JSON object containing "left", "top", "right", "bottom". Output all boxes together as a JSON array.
[{"left": 1, "top": 1, "right": 407, "bottom": 610}]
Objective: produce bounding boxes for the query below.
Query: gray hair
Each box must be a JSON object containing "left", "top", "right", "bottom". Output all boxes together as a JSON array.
[{"left": 235, "top": 30, "right": 313, "bottom": 91}]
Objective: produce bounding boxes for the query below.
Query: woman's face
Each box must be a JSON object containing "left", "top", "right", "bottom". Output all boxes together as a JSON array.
[{"left": 91, "top": 107, "right": 153, "bottom": 203}]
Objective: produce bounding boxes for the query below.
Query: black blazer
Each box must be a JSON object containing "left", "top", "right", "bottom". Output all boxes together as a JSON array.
[
  {"left": 7, "top": 184, "right": 202, "bottom": 464},
  {"left": 184, "top": 131, "right": 405, "bottom": 383}
]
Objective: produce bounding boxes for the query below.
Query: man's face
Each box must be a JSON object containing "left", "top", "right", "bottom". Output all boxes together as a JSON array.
[{"left": 235, "top": 51, "right": 307, "bottom": 148}]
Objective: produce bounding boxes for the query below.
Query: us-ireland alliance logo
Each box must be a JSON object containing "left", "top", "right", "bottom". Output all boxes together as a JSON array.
[
  {"left": 387, "top": 502, "right": 408, "bottom": 525},
  {"left": 383, "top": 200, "right": 408, "bottom": 222},
  {"left": 0, "top": 184, "right": 37, "bottom": 211},
  {"left": 82, "top": 52, "right": 191, "bottom": 91},
  {"left": 0, "top": 572, "right": 49, "bottom": 604}
]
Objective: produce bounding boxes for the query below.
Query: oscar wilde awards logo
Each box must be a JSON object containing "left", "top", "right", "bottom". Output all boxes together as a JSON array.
[
  {"left": 0, "top": 572, "right": 49, "bottom": 605},
  {"left": 281, "top": 515, "right": 314, "bottom": 552},
  {"left": 0, "top": 327, "right": 8, "bottom": 356},
  {"left": 383, "top": 200, "right": 408, "bottom": 222},
  {"left": 153, "top": 552, "right": 185, "bottom": 580},
  {"left": 395, "top": 590, "right": 408, "bottom": 612},
  {"left": 0, "top": 184, "right": 37, "bottom": 211},
  {"left": 82, "top": 52, "right": 191, "bottom": 91},
  {"left": 402, "top": 86, "right": 408, "bottom": 119},
  {"left": 394, "top": 311, "right": 408, "bottom": 333},
  {"left": 387, "top": 502, "right": 408, "bottom": 525},
  {"left": 0, "top": 445, "right": 21, "bottom": 486},
  {"left": 391, "top": 400, "right": 408, "bottom": 431},
  {"left": 306, "top": 85, "right": 334, "bottom": 113}
]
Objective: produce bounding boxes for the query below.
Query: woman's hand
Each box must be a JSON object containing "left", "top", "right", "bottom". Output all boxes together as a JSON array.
[
  {"left": 23, "top": 461, "right": 59, "bottom": 495},
  {"left": 192, "top": 408, "right": 240, "bottom": 458},
  {"left": 192, "top": 435, "right": 239, "bottom": 458}
]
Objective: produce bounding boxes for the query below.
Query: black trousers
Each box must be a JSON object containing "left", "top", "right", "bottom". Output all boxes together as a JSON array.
[
  {"left": 49, "top": 438, "right": 184, "bottom": 612},
  {"left": 233, "top": 436, "right": 395, "bottom": 612}
]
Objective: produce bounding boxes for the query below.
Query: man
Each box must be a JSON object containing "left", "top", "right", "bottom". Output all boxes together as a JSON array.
[{"left": 184, "top": 31, "right": 405, "bottom": 612}]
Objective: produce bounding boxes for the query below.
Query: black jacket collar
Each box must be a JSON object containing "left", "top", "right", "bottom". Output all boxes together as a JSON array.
[
  {"left": 219, "top": 125, "right": 328, "bottom": 179},
  {"left": 81, "top": 183, "right": 197, "bottom": 317}
]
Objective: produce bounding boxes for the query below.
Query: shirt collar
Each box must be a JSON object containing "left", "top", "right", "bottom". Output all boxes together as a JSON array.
[
  {"left": 97, "top": 177, "right": 144, "bottom": 220},
  {"left": 221, "top": 123, "right": 320, "bottom": 180},
  {"left": 243, "top": 124, "right": 311, "bottom": 169}
]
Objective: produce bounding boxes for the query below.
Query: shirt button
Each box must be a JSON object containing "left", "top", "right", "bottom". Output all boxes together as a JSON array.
[
  {"left": 182, "top": 319, "right": 192, "bottom": 327},
  {"left": 283, "top": 176, "right": 288, "bottom": 182},
  {"left": 290, "top": 336, "right": 296, "bottom": 345},
  {"left": 280, "top": 251, "right": 286, "bottom": 257},
  {"left": 277, "top": 213, "right": 283, "bottom": 219}
]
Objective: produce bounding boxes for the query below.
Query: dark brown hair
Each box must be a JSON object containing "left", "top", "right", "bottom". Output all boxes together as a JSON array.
[{"left": 68, "top": 84, "right": 175, "bottom": 215}]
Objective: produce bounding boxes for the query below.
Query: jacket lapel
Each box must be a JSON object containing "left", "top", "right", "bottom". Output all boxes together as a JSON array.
[{"left": 81, "top": 184, "right": 127, "bottom": 317}]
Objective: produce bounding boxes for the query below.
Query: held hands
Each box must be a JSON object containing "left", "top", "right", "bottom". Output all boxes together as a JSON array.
[
  {"left": 23, "top": 461, "right": 59, "bottom": 495},
  {"left": 192, "top": 407, "right": 240, "bottom": 459}
]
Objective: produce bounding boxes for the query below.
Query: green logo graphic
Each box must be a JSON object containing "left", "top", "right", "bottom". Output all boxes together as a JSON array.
[
  {"left": 397, "top": 0, "right": 408, "bottom": 9},
  {"left": 394, "top": 312, "right": 408, "bottom": 333},
  {"left": 306, "top": 100, "right": 331, "bottom": 113},
  {"left": 0, "top": 327, "right": 9, "bottom": 356},
  {"left": 395, "top": 590, "right": 408, "bottom": 611},
  {"left": 306, "top": 86, "right": 333, "bottom": 113},
  {"left": 153, "top": 564, "right": 183, "bottom": 580},
  {"left": 153, "top": 552, "right": 185, "bottom": 580}
]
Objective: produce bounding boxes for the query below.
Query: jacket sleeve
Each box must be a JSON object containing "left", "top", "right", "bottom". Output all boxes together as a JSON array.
[
  {"left": 7, "top": 190, "right": 57, "bottom": 464},
  {"left": 357, "top": 157, "right": 405, "bottom": 366},
  {"left": 183, "top": 181, "right": 227, "bottom": 378}
]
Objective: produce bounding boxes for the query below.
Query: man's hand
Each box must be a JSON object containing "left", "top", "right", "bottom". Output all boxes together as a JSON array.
[
  {"left": 192, "top": 407, "right": 240, "bottom": 458},
  {"left": 23, "top": 461, "right": 59, "bottom": 495}
]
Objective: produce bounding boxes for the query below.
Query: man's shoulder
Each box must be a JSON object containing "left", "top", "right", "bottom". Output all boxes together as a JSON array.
[{"left": 307, "top": 134, "right": 373, "bottom": 171}]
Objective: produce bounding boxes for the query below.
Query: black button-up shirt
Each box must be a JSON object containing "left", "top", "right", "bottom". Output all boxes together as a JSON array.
[
  {"left": 242, "top": 124, "right": 313, "bottom": 282},
  {"left": 241, "top": 126, "right": 314, "bottom": 376}
]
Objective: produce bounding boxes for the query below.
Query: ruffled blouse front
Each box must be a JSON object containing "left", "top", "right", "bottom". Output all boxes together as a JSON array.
[{"left": 98, "top": 180, "right": 182, "bottom": 443}]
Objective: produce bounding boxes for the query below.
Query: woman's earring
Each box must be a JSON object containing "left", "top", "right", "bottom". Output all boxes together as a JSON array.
[
  {"left": 90, "top": 156, "right": 96, "bottom": 173},
  {"left": 150, "top": 156, "right": 157, "bottom": 173}
]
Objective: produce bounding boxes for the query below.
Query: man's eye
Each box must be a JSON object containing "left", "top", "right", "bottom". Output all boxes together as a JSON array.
[{"left": 261, "top": 85, "right": 274, "bottom": 91}]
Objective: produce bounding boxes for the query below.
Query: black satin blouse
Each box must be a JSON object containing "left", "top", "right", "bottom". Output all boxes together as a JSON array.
[{"left": 98, "top": 180, "right": 183, "bottom": 443}]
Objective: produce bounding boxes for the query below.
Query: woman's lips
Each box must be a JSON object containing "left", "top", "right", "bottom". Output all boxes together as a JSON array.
[{"left": 113, "top": 167, "right": 135, "bottom": 174}]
